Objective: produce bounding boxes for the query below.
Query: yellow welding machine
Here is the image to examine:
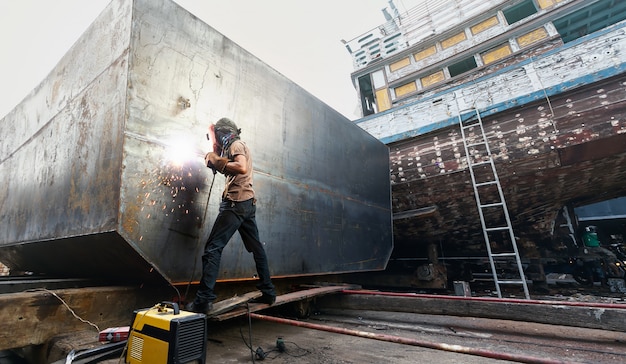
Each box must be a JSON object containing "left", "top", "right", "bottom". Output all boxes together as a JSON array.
[{"left": 126, "top": 302, "right": 207, "bottom": 364}]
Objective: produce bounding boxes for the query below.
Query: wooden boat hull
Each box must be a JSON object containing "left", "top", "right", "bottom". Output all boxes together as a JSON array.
[{"left": 390, "top": 73, "right": 626, "bottom": 255}]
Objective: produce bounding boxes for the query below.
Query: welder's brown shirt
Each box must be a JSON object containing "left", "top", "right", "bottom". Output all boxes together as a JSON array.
[{"left": 223, "top": 140, "right": 254, "bottom": 202}]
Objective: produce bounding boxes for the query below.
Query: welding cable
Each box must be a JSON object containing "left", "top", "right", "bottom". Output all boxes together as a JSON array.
[
  {"left": 25, "top": 288, "right": 100, "bottom": 333},
  {"left": 238, "top": 306, "right": 310, "bottom": 361},
  {"left": 115, "top": 304, "right": 161, "bottom": 363},
  {"left": 249, "top": 313, "right": 570, "bottom": 364},
  {"left": 238, "top": 303, "right": 287, "bottom": 362},
  {"left": 183, "top": 171, "right": 217, "bottom": 301},
  {"left": 239, "top": 302, "right": 270, "bottom": 362},
  {"left": 247, "top": 303, "right": 256, "bottom": 363},
  {"left": 273, "top": 340, "right": 310, "bottom": 359},
  {"left": 168, "top": 284, "right": 182, "bottom": 307},
  {"left": 236, "top": 303, "right": 259, "bottom": 362},
  {"left": 238, "top": 324, "right": 256, "bottom": 362}
]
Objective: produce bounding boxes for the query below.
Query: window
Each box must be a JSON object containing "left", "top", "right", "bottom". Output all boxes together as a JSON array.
[
  {"left": 414, "top": 45, "right": 437, "bottom": 62},
  {"left": 448, "top": 56, "right": 478, "bottom": 77},
  {"left": 395, "top": 81, "right": 417, "bottom": 97},
  {"left": 516, "top": 27, "right": 549, "bottom": 47},
  {"left": 481, "top": 44, "right": 513, "bottom": 65},
  {"left": 358, "top": 71, "right": 391, "bottom": 115},
  {"left": 390, "top": 57, "right": 411, "bottom": 72},
  {"left": 537, "top": 0, "right": 560, "bottom": 10},
  {"left": 553, "top": 0, "right": 626, "bottom": 43},
  {"left": 441, "top": 31, "right": 467, "bottom": 49},
  {"left": 471, "top": 16, "right": 500, "bottom": 35},
  {"left": 421, "top": 71, "right": 445, "bottom": 87},
  {"left": 358, "top": 75, "right": 376, "bottom": 116},
  {"left": 371, "top": 70, "right": 386, "bottom": 89},
  {"left": 503, "top": 0, "right": 537, "bottom": 25}
]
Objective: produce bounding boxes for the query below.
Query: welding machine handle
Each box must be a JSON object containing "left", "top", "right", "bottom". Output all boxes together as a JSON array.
[{"left": 160, "top": 301, "right": 180, "bottom": 315}]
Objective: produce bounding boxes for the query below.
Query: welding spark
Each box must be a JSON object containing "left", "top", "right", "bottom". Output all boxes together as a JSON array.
[{"left": 166, "top": 138, "right": 196, "bottom": 167}]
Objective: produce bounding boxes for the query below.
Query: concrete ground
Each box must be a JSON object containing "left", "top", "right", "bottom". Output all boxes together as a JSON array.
[
  {"left": 31, "top": 282, "right": 626, "bottom": 363},
  {"left": 39, "top": 300, "right": 626, "bottom": 364},
  {"left": 203, "top": 316, "right": 510, "bottom": 364},
  {"left": 43, "top": 314, "right": 511, "bottom": 364}
]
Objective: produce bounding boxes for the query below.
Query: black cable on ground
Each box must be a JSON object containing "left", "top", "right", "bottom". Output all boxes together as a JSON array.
[
  {"left": 238, "top": 303, "right": 283, "bottom": 362},
  {"left": 183, "top": 172, "right": 217, "bottom": 302},
  {"left": 238, "top": 309, "right": 312, "bottom": 362},
  {"left": 247, "top": 303, "right": 256, "bottom": 363}
]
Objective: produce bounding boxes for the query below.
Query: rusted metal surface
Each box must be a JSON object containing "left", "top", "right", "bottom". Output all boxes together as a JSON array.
[{"left": 0, "top": 0, "right": 393, "bottom": 284}]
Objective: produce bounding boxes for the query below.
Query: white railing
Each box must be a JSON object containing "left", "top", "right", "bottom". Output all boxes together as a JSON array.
[{"left": 344, "top": 0, "right": 510, "bottom": 69}]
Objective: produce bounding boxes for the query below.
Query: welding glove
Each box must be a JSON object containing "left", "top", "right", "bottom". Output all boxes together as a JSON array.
[
  {"left": 205, "top": 153, "right": 217, "bottom": 174},
  {"left": 206, "top": 152, "right": 229, "bottom": 174}
]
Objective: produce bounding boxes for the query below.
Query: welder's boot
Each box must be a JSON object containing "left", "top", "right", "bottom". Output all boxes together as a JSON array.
[
  {"left": 185, "top": 300, "right": 213, "bottom": 314},
  {"left": 250, "top": 293, "right": 276, "bottom": 305}
]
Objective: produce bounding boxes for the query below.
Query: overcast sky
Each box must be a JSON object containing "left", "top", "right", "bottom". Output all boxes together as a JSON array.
[{"left": 0, "top": 0, "right": 424, "bottom": 121}]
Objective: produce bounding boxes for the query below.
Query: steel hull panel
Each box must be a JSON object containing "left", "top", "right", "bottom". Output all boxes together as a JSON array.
[
  {"left": 120, "top": 0, "right": 392, "bottom": 282},
  {"left": 0, "top": 0, "right": 393, "bottom": 283},
  {"left": 0, "top": 55, "right": 129, "bottom": 246},
  {"left": 0, "top": 0, "right": 132, "bottom": 247}
]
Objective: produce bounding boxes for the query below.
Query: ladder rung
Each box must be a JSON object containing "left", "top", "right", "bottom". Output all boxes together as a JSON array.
[
  {"left": 479, "top": 202, "right": 503, "bottom": 208},
  {"left": 470, "top": 160, "right": 491, "bottom": 167},
  {"left": 491, "top": 252, "right": 517, "bottom": 257},
  {"left": 466, "top": 142, "right": 486, "bottom": 148},
  {"left": 461, "top": 122, "right": 479, "bottom": 128},
  {"left": 497, "top": 279, "right": 526, "bottom": 285},
  {"left": 458, "top": 107, "right": 530, "bottom": 299},
  {"left": 475, "top": 181, "right": 498, "bottom": 187},
  {"left": 485, "top": 226, "right": 509, "bottom": 232}
]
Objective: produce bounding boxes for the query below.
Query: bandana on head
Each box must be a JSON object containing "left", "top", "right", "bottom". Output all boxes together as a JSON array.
[
  {"left": 215, "top": 118, "right": 240, "bottom": 135},
  {"left": 214, "top": 118, "right": 241, "bottom": 156}
]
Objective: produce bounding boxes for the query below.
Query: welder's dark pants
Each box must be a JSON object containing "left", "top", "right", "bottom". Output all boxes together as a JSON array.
[{"left": 195, "top": 198, "right": 275, "bottom": 303}]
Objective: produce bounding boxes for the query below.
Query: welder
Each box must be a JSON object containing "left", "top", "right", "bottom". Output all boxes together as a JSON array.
[{"left": 186, "top": 118, "right": 276, "bottom": 314}]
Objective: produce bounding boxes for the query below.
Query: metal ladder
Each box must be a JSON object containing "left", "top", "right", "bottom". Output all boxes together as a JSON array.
[{"left": 458, "top": 107, "right": 530, "bottom": 299}]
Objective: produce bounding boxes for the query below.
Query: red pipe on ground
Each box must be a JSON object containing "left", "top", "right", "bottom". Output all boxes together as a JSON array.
[
  {"left": 249, "top": 313, "right": 568, "bottom": 364},
  {"left": 341, "top": 289, "right": 626, "bottom": 309}
]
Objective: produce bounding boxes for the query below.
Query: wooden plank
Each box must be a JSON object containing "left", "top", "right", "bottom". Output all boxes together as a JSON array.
[
  {"left": 0, "top": 286, "right": 168, "bottom": 351},
  {"left": 206, "top": 291, "right": 261, "bottom": 317},
  {"left": 318, "top": 292, "right": 626, "bottom": 332},
  {"left": 212, "top": 285, "right": 354, "bottom": 321}
]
